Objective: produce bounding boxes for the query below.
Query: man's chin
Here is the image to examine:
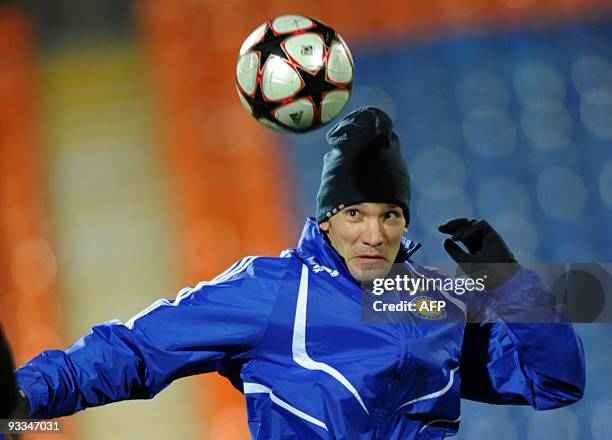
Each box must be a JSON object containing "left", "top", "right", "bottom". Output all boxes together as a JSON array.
[{"left": 350, "top": 263, "right": 391, "bottom": 283}]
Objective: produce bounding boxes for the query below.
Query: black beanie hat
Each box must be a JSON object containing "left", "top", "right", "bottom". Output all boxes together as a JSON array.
[{"left": 316, "top": 106, "right": 411, "bottom": 224}]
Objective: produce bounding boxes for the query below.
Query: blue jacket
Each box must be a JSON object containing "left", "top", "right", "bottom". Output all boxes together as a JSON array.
[{"left": 15, "top": 218, "right": 585, "bottom": 439}]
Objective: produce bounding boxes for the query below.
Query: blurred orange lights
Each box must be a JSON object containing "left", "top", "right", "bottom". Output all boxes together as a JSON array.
[
  {"left": 0, "top": 5, "right": 63, "bottom": 374},
  {"left": 11, "top": 237, "right": 58, "bottom": 296}
]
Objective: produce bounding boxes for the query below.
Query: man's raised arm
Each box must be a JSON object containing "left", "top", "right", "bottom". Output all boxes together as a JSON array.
[
  {"left": 439, "top": 218, "right": 585, "bottom": 409},
  {"left": 459, "top": 268, "right": 585, "bottom": 409},
  {"left": 13, "top": 256, "right": 283, "bottom": 419}
]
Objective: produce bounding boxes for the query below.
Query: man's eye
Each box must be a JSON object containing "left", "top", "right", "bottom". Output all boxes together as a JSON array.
[
  {"left": 348, "top": 209, "right": 358, "bottom": 217},
  {"left": 385, "top": 211, "right": 399, "bottom": 219}
]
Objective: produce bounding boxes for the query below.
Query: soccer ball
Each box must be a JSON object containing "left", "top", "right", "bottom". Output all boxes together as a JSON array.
[{"left": 236, "top": 15, "right": 354, "bottom": 133}]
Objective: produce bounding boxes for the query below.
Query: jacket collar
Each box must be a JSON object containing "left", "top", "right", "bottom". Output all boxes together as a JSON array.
[{"left": 296, "top": 217, "right": 421, "bottom": 280}]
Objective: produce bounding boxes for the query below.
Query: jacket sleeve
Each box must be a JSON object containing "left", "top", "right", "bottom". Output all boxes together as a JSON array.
[
  {"left": 14, "top": 256, "right": 285, "bottom": 419},
  {"left": 459, "top": 266, "right": 586, "bottom": 410}
]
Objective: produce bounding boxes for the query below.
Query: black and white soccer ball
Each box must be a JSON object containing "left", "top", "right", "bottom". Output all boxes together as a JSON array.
[{"left": 236, "top": 15, "right": 354, "bottom": 133}]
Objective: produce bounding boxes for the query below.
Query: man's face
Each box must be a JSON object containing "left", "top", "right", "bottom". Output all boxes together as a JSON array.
[{"left": 319, "top": 202, "right": 407, "bottom": 282}]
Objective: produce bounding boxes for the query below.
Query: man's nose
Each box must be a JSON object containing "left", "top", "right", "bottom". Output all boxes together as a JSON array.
[{"left": 361, "top": 220, "right": 384, "bottom": 247}]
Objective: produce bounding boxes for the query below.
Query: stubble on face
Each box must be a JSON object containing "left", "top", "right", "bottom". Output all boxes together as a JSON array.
[{"left": 320, "top": 203, "right": 406, "bottom": 282}]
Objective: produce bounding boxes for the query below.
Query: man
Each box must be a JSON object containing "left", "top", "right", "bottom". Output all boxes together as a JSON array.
[
  {"left": 0, "top": 328, "right": 18, "bottom": 420},
  {"left": 1, "top": 107, "right": 584, "bottom": 439}
]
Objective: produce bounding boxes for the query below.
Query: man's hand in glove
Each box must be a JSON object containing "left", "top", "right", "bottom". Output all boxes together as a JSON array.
[{"left": 438, "top": 218, "right": 519, "bottom": 290}]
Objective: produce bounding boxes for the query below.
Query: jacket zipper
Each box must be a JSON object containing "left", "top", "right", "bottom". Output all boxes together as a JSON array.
[{"left": 372, "top": 289, "right": 408, "bottom": 440}]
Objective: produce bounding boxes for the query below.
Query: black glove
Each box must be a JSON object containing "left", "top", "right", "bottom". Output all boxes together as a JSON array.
[
  {"left": 438, "top": 218, "right": 519, "bottom": 290},
  {"left": 0, "top": 327, "right": 18, "bottom": 419}
]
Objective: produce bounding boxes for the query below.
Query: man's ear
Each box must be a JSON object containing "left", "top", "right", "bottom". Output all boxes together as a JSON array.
[{"left": 319, "top": 221, "right": 330, "bottom": 233}]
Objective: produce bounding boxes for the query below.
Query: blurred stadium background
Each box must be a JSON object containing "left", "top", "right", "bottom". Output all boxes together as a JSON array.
[{"left": 0, "top": 0, "right": 611, "bottom": 438}]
